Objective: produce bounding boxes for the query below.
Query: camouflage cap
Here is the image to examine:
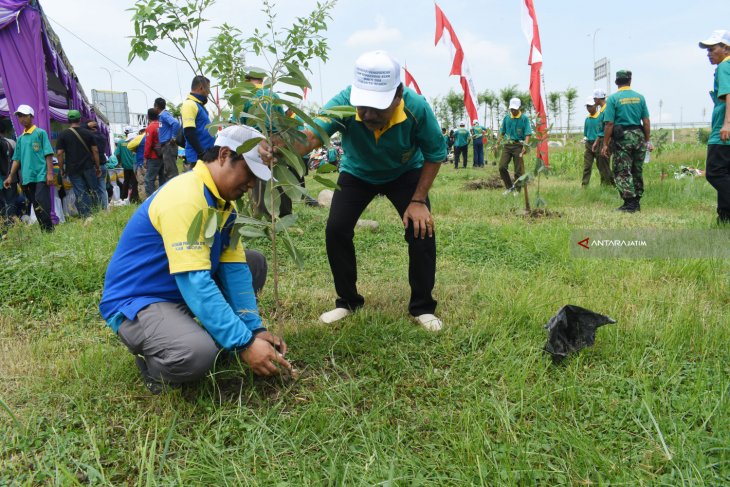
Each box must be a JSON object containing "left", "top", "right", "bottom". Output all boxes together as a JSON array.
[{"left": 615, "top": 69, "right": 632, "bottom": 80}]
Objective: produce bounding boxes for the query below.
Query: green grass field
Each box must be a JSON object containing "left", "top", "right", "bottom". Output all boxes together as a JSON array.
[{"left": 1, "top": 142, "right": 729, "bottom": 485}]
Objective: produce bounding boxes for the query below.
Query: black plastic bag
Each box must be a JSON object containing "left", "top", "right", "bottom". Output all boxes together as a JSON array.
[{"left": 543, "top": 305, "right": 616, "bottom": 363}]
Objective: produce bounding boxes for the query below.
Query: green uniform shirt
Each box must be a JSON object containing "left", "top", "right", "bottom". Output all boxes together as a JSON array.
[
  {"left": 11, "top": 125, "right": 53, "bottom": 184},
  {"left": 596, "top": 104, "right": 606, "bottom": 137},
  {"left": 471, "top": 124, "right": 485, "bottom": 140},
  {"left": 709, "top": 56, "right": 730, "bottom": 146},
  {"left": 241, "top": 85, "right": 285, "bottom": 132},
  {"left": 311, "top": 86, "right": 447, "bottom": 184},
  {"left": 584, "top": 112, "right": 600, "bottom": 141},
  {"left": 602, "top": 87, "right": 649, "bottom": 127},
  {"left": 453, "top": 127, "right": 470, "bottom": 147},
  {"left": 442, "top": 133, "right": 449, "bottom": 147},
  {"left": 499, "top": 112, "right": 532, "bottom": 141},
  {"left": 114, "top": 139, "right": 136, "bottom": 170}
]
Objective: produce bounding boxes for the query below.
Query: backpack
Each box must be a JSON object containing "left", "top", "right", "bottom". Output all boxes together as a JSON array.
[{"left": 175, "top": 127, "right": 186, "bottom": 148}]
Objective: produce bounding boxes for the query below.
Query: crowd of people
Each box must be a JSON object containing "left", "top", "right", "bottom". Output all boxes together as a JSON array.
[{"left": 1, "top": 29, "right": 728, "bottom": 393}]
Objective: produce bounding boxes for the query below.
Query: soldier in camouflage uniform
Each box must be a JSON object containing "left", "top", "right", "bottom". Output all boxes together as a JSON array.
[{"left": 601, "top": 70, "right": 653, "bottom": 212}]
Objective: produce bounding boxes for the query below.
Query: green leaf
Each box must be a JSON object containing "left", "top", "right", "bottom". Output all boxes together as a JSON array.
[
  {"left": 286, "top": 105, "right": 330, "bottom": 146},
  {"left": 262, "top": 179, "right": 280, "bottom": 217},
  {"left": 277, "top": 146, "right": 306, "bottom": 178},
  {"left": 313, "top": 175, "right": 339, "bottom": 190},
  {"left": 316, "top": 163, "right": 338, "bottom": 174},
  {"left": 275, "top": 213, "right": 298, "bottom": 233},
  {"left": 321, "top": 106, "right": 357, "bottom": 119},
  {"left": 229, "top": 223, "right": 243, "bottom": 251},
  {"left": 187, "top": 209, "right": 204, "bottom": 245},
  {"left": 240, "top": 227, "right": 268, "bottom": 238},
  {"left": 280, "top": 228, "right": 304, "bottom": 269},
  {"left": 204, "top": 208, "right": 218, "bottom": 240},
  {"left": 234, "top": 215, "right": 269, "bottom": 227},
  {"left": 236, "top": 137, "right": 264, "bottom": 155}
]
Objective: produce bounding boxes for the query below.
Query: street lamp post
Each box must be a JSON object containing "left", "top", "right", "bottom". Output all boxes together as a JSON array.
[
  {"left": 99, "top": 67, "right": 120, "bottom": 92},
  {"left": 131, "top": 89, "right": 149, "bottom": 110},
  {"left": 592, "top": 28, "right": 600, "bottom": 68}
]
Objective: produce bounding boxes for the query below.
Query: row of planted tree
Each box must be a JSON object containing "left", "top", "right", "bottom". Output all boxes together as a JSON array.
[{"left": 431, "top": 86, "right": 581, "bottom": 134}]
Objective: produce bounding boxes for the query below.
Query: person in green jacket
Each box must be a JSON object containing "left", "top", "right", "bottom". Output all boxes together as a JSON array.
[
  {"left": 601, "top": 70, "right": 653, "bottom": 212},
  {"left": 115, "top": 128, "right": 140, "bottom": 203},
  {"left": 496, "top": 97, "right": 532, "bottom": 189},
  {"left": 699, "top": 30, "right": 730, "bottom": 225},
  {"left": 452, "top": 122, "right": 470, "bottom": 169},
  {"left": 582, "top": 98, "right": 601, "bottom": 186}
]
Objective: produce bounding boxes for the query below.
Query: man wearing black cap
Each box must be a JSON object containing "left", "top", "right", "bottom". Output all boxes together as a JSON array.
[
  {"left": 601, "top": 70, "right": 652, "bottom": 212},
  {"left": 56, "top": 109, "right": 101, "bottom": 217},
  {"left": 699, "top": 30, "right": 730, "bottom": 225}
]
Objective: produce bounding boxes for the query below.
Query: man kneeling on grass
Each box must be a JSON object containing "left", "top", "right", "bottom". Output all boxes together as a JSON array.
[{"left": 99, "top": 125, "right": 291, "bottom": 394}]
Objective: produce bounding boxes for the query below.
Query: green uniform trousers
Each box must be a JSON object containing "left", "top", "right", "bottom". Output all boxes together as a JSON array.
[
  {"left": 611, "top": 128, "right": 646, "bottom": 199},
  {"left": 498, "top": 142, "right": 525, "bottom": 189}
]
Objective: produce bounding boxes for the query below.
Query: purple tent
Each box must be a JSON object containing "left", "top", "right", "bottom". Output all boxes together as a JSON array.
[{"left": 0, "top": 0, "right": 109, "bottom": 140}]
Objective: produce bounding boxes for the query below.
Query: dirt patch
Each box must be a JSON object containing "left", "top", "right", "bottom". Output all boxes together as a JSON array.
[
  {"left": 464, "top": 177, "right": 504, "bottom": 190},
  {"left": 511, "top": 208, "right": 563, "bottom": 219}
]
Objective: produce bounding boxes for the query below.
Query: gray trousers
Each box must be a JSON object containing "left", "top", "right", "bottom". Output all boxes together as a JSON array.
[{"left": 116, "top": 249, "right": 268, "bottom": 384}]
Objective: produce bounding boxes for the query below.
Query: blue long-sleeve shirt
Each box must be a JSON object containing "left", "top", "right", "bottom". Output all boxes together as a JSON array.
[{"left": 158, "top": 110, "right": 181, "bottom": 144}]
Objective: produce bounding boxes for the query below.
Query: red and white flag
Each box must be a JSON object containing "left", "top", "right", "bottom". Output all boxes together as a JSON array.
[
  {"left": 303, "top": 86, "right": 309, "bottom": 101},
  {"left": 521, "top": 0, "right": 549, "bottom": 166},
  {"left": 434, "top": 3, "right": 479, "bottom": 124},
  {"left": 403, "top": 66, "right": 422, "bottom": 95}
]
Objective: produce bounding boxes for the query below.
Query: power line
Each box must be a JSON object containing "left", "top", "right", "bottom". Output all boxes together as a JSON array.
[{"left": 44, "top": 14, "right": 174, "bottom": 102}]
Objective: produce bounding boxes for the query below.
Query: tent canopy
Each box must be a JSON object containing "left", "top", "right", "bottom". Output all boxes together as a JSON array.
[{"left": 0, "top": 0, "right": 109, "bottom": 138}]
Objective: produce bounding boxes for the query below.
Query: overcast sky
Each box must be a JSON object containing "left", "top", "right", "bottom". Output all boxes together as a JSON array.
[{"left": 41, "top": 0, "right": 730, "bottom": 128}]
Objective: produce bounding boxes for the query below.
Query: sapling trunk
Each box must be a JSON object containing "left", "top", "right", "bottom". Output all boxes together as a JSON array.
[
  {"left": 523, "top": 183, "right": 531, "bottom": 212},
  {"left": 269, "top": 167, "right": 280, "bottom": 328}
]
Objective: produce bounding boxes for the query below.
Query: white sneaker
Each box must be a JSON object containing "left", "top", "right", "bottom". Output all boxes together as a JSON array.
[
  {"left": 319, "top": 307, "right": 352, "bottom": 324},
  {"left": 414, "top": 313, "right": 443, "bottom": 332}
]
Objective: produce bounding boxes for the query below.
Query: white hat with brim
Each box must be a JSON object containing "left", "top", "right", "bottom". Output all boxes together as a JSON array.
[
  {"left": 14, "top": 104, "right": 34, "bottom": 116},
  {"left": 349, "top": 50, "right": 401, "bottom": 110},
  {"left": 214, "top": 125, "right": 272, "bottom": 181},
  {"left": 509, "top": 98, "right": 521, "bottom": 110},
  {"left": 699, "top": 29, "right": 730, "bottom": 48},
  {"left": 593, "top": 88, "right": 606, "bottom": 99},
  {"left": 585, "top": 97, "right": 596, "bottom": 106}
]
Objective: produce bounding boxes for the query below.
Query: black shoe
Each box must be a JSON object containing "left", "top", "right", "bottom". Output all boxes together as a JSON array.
[
  {"left": 135, "top": 356, "right": 180, "bottom": 395},
  {"left": 305, "top": 196, "right": 321, "bottom": 207},
  {"left": 618, "top": 197, "right": 639, "bottom": 213},
  {"left": 616, "top": 198, "right": 629, "bottom": 211},
  {"left": 635, "top": 196, "right": 641, "bottom": 212}
]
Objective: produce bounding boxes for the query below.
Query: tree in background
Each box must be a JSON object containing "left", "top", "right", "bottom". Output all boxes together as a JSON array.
[
  {"left": 547, "top": 91, "right": 561, "bottom": 132},
  {"left": 445, "top": 89, "right": 465, "bottom": 126},
  {"left": 517, "top": 90, "right": 533, "bottom": 116},
  {"left": 478, "top": 89, "right": 497, "bottom": 129},
  {"left": 563, "top": 86, "right": 578, "bottom": 136},
  {"left": 499, "top": 84, "right": 518, "bottom": 119},
  {"left": 431, "top": 96, "right": 451, "bottom": 129}
]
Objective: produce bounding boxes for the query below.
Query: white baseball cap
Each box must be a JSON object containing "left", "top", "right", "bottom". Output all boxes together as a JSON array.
[
  {"left": 214, "top": 125, "right": 271, "bottom": 181},
  {"left": 349, "top": 50, "right": 401, "bottom": 110},
  {"left": 585, "top": 97, "right": 596, "bottom": 106},
  {"left": 14, "top": 104, "right": 34, "bottom": 116},
  {"left": 472, "top": 119, "right": 479, "bottom": 125},
  {"left": 699, "top": 30, "right": 730, "bottom": 48},
  {"left": 509, "top": 97, "right": 521, "bottom": 110},
  {"left": 124, "top": 125, "right": 133, "bottom": 134},
  {"left": 592, "top": 88, "right": 606, "bottom": 99}
]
